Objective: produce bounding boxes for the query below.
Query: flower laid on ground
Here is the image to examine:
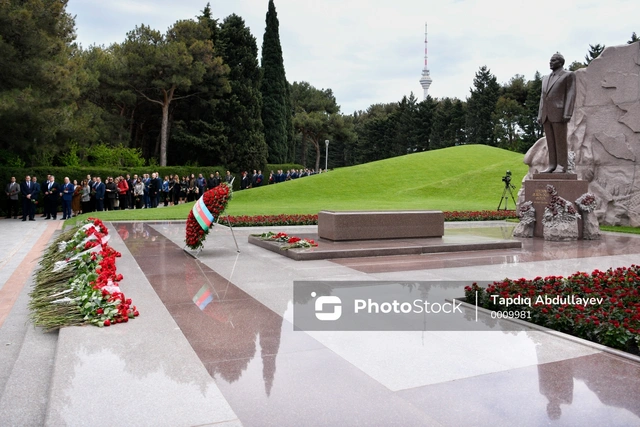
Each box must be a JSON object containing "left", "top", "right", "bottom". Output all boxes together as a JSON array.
[
  {"left": 222, "top": 211, "right": 517, "bottom": 227},
  {"left": 253, "top": 231, "right": 318, "bottom": 250},
  {"left": 465, "top": 265, "right": 640, "bottom": 354},
  {"left": 29, "top": 218, "right": 138, "bottom": 330},
  {"left": 185, "top": 183, "right": 232, "bottom": 250}
]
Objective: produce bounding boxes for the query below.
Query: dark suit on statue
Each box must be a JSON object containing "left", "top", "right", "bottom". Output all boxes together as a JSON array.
[{"left": 538, "top": 68, "right": 576, "bottom": 173}]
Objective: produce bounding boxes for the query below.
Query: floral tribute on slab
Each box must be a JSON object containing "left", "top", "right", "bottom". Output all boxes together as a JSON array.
[
  {"left": 29, "top": 218, "right": 138, "bottom": 330},
  {"left": 254, "top": 231, "right": 318, "bottom": 250},
  {"left": 185, "top": 183, "right": 232, "bottom": 250},
  {"left": 465, "top": 265, "right": 640, "bottom": 355}
]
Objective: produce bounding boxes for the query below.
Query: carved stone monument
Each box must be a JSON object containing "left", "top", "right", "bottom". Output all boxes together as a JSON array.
[
  {"left": 542, "top": 185, "right": 580, "bottom": 241},
  {"left": 521, "top": 42, "right": 640, "bottom": 226},
  {"left": 512, "top": 201, "right": 535, "bottom": 238}
]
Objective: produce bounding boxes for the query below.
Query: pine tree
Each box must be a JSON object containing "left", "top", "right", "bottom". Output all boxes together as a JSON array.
[
  {"left": 465, "top": 66, "right": 500, "bottom": 146},
  {"left": 628, "top": 32, "right": 639, "bottom": 44},
  {"left": 585, "top": 43, "right": 605, "bottom": 64},
  {"left": 430, "top": 98, "right": 466, "bottom": 149},
  {"left": 260, "top": 0, "right": 291, "bottom": 163},
  {"left": 120, "top": 20, "right": 229, "bottom": 166},
  {"left": 414, "top": 96, "right": 437, "bottom": 152}
]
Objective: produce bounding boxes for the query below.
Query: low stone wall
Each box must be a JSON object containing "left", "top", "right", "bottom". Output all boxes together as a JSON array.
[{"left": 317, "top": 210, "right": 444, "bottom": 241}]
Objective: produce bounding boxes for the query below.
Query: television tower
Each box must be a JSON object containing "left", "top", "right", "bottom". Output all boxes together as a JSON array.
[{"left": 419, "top": 23, "right": 433, "bottom": 100}]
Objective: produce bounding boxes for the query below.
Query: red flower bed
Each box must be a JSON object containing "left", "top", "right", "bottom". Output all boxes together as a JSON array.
[
  {"left": 465, "top": 265, "right": 640, "bottom": 354},
  {"left": 223, "top": 214, "right": 318, "bottom": 227},
  {"left": 222, "top": 211, "right": 517, "bottom": 227}
]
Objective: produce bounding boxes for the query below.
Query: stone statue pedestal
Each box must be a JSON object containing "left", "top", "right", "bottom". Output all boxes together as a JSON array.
[{"left": 524, "top": 173, "right": 588, "bottom": 238}]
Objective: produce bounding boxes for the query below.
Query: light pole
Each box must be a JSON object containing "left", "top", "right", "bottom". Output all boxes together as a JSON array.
[{"left": 324, "top": 140, "right": 329, "bottom": 172}]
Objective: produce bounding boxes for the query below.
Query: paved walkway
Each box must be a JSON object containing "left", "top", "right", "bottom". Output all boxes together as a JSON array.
[{"left": 1, "top": 218, "right": 639, "bottom": 426}]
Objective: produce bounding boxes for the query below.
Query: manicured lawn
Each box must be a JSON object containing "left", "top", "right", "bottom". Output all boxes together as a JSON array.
[
  {"left": 66, "top": 145, "right": 527, "bottom": 225},
  {"left": 601, "top": 225, "right": 640, "bottom": 235}
]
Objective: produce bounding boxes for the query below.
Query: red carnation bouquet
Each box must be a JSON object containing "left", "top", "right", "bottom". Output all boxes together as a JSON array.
[{"left": 185, "top": 183, "right": 232, "bottom": 250}]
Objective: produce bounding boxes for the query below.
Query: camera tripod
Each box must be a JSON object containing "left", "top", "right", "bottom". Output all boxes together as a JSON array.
[{"left": 497, "top": 182, "right": 517, "bottom": 210}]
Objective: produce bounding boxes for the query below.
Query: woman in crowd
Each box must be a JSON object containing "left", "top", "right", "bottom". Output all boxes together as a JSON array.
[
  {"left": 81, "top": 180, "right": 91, "bottom": 214},
  {"left": 171, "top": 174, "right": 180, "bottom": 205},
  {"left": 162, "top": 176, "right": 170, "bottom": 206},
  {"left": 105, "top": 177, "right": 117, "bottom": 211},
  {"left": 180, "top": 176, "right": 188, "bottom": 203},
  {"left": 188, "top": 174, "right": 197, "bottom": 202},
  {"left": 72, "top": 179, "right": 82, "bottom": 216},
  {"left": 133, "top": 177, "right": 145, "bottom": 209},
  {"left": 117, "top": 175, "right": 129, "bottom": 210}
]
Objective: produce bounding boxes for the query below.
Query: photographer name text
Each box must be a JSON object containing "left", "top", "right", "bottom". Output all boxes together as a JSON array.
[{"left": 491, "top": 294, "right": 604, "bottom": 308}]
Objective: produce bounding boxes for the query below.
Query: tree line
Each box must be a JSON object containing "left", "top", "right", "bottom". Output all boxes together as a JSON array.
[{"left": 0, "top": 0, "right": 636, "bottom": 172}]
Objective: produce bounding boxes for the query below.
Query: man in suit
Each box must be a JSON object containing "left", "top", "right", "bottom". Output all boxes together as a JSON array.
[
  {"left": 44, "top": 175, "right": 61, "bottom": 219},
  {"left": 61, "top": 176, "right": 74, "bottom": 219},
  {"left": 149, "top": 172, "right": 161, "bottom": 208},
  {"left": 537, "top": 53, "right": 576, "bottom": 174},
  {"left": 20, "top": 175, "right": 36, "bottom": 221},
  {"left": 40, "top": 174, "right": 50, "bottom": 217},
  {"left": 94, "top": 177, "right": 105, "bottom": 211},
  {"left": 241, "top": 171, "right": 250, "bottom": 190},
  {"left": 31, "top": 176, "right": 41, "bottom": 218},
  {"left": 5, "top": 176, "right": 20, "bottom": 219}
]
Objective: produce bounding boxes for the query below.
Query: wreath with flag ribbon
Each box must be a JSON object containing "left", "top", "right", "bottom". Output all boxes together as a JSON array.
[{"left": 185, "top": 183, "right": 232, "bottom": 250}]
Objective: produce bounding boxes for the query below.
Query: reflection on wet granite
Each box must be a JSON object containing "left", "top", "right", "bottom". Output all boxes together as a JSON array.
[
  {"left": 116, "top": 221, "right": 640, "bottom": 426},
  {"left": 335, "top": 228, "right": 640, "bottom": 273},
  {"left": 397, "top": 352, "right": 640, "bottom": 427}
]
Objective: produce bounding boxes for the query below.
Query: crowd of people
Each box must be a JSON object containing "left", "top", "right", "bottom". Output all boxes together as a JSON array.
[
  {"left": 4, "top": 168, "right": 327, "bottom": 220},
  {"left": 241, "top": 168, "right": 326, "bottom": 189}
]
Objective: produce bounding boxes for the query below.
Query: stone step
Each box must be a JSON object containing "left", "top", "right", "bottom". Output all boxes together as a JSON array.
[
  {"left": 0, "top": 276, "right": 58, "bottom": 426},
  {"left": 42, "top": 223, "right": 241, "bottom": 426}
]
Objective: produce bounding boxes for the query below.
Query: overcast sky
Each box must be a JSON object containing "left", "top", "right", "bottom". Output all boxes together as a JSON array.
[{"left": 67, "top": 0, "right": 639, "bottom": 114}]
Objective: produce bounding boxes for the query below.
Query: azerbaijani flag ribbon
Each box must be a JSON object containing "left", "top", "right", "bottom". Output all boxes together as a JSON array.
[
  {"left": 192, "top": 194, "right": 215, "bottom": 231},
  {"left": 193, "top": 285, "right": 214, "bottom": 310}
]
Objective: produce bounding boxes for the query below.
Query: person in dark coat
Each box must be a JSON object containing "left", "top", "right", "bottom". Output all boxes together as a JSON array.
[
  {"left": 94, "top": 177, "right": 105, "bottom": 211},
  {"left": 44, "top": 175, "right": 61, "bottom": 220},
  {"left": 105, "top": 177, "right": 117, "bottom": 211},
  {"left": 60, "top": 177, "right": 74, "bottom": 219},
  {"left": 20, "top": 175, "right": 37, "bottom": 221}
]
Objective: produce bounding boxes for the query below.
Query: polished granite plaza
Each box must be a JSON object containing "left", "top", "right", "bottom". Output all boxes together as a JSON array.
[{"left": 104, "top": 221, "right": 640, "bottom": 426}]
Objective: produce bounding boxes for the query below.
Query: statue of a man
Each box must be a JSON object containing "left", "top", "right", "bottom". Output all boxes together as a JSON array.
[{"left": 537, "top": 53, "right": 576, "bottom": 173}]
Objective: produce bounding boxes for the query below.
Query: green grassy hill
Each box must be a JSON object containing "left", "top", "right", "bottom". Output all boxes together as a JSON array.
[
  {"left": 226, "top": 145, "right": 527, "bottom": 215},
  {"left": 71, "top": 145, "right": 527, "bottom": 222}
]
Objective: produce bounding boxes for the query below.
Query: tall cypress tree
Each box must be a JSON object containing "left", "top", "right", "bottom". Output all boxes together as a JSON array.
[
  {"left": 260, "top": 0, "right": 290, "bottom": 163},
  {"left": 465, "top": 66, "right": 500, "bottom": 146},
  {"left": 216, "top": 14, "right": 268, "bottom": 172}
]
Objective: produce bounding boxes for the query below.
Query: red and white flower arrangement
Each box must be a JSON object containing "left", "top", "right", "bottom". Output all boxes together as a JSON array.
[
  {"left": 185, "top": 183, "right": 232, "bottom": 250},
  {"left": 254, "top": 231, "right": 318, "bottom": 250},
  {"left": 29, "top": 218, "right": 138, "bottom": 330}
]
